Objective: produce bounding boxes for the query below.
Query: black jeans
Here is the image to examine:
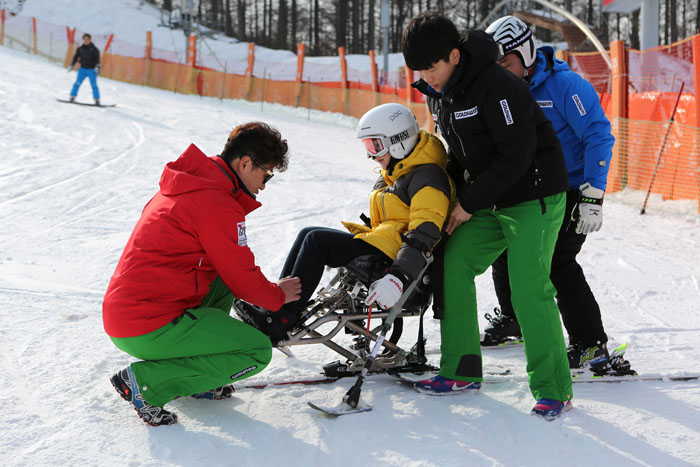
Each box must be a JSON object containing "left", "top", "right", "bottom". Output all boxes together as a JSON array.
[
  {"left": 491, "top": 190, "right": 607, "bottom": 347},
  {"left": 280, "top": 226, "right": 385, "bottom": 314}
]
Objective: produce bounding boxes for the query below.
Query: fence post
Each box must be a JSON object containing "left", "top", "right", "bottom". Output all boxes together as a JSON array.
[
  {"left": 692, "top": 35, "right": 700, "bottom": 213},
  {"left": 144, "top": 31, "right": 153, "bottom": 85},
  {"left": 64, "top": 27, "right": 76, "bottom": 67},
  {"left": 245, "top": 42, "right": 255, "bottom": 100},
  {"left": 404, "top": 66, "right": 414, "bottom": 106},
  {"left": 607, "top": 40, "right": 628, "bottom": 193},
  {"left": 295, "top": 42, "right": 305, "bottom": 107},
  {"left": 31, "top": 17, "right": 37, "bottom": 54},
  {"left": 555, "top": 49, "right": 569, "bottom": 65},
  {"left": 102, "top": 33, "right": 113, "bottom": 78},
  {"left": 0, "top": 10, "right": 5, "bottom": 46},
  {"left": 339, "top": 46, "right": 348, "bottom": 114},
  {"left": 186, "top": 33, "right": 197, "bottom": 94},
  {"left": 369, "top": 49, "right": 380, "bottom": 105}
]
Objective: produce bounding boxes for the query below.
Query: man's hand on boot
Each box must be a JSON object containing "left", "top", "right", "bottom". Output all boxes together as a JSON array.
[{"left": 278, "top": 276, "right": 301, "bottom": 303}]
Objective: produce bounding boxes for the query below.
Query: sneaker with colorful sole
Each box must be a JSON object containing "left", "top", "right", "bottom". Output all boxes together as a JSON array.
[
  {"left": 413, "top": 375, "right": 482, "bottom": 395},
  {"left": 531, "top": 398, "right": 573, "bottom": 421}
]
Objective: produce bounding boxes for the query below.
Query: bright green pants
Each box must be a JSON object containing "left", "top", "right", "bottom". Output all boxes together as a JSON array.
[
  {"left": 111, "top": 278, "right": 272, "bottom": 407},
  {"left": 441, "top": 194, "right": 572, "bottom": 401}
]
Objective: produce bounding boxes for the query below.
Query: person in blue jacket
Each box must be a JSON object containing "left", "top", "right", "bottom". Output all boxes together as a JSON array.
[{"left": 482, "top": 16, "right": 632, "bottom": 374}]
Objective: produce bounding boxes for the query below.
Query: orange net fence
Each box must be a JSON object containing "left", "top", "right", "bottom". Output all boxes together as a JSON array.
[
  {"left": 570, "top": 39, "right": 699, "bottom": 212},
  {"left": 1, "top": 12, "right": 698, "bottom": 212}
]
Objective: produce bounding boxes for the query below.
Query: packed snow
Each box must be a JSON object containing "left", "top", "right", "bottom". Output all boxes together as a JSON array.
[{"left": 1, "top": 40, "right": 700, "bottom": 467}]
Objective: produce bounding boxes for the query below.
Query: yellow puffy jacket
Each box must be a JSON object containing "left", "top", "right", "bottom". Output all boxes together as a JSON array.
[{"left": 342, "top": 130, "right": 452, "bottom": 279}]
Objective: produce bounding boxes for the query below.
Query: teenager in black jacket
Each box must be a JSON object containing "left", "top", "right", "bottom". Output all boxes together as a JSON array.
[
  {"left": 68, "top": 33, "right": 101, "bottom": 105},
  {"left": 402, "top": 13, "right": 572, "bottom": 419}
]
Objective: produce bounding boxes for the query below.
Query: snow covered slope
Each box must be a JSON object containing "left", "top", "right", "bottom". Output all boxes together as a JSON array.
[{"left": 1, "top": 46, "right": 699, "bottom": 466}]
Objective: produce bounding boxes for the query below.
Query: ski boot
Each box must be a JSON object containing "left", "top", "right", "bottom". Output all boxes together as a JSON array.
[
  {"left": 233, "top": 299, "right": 299, "bottom": 345},
  {"left": 110, "top": 366, "right": 178, "bottom": 426},
  {"left": 567, "top": 342, "right": 609, "bottom": 370},
  {"left": 95, "top": 99, "right": 101, "bottom": 107},
  {"left": 481, "top": 307, "right": 522, "bottom": 346}
]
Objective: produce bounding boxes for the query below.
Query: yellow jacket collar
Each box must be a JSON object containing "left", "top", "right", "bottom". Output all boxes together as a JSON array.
[{"left": 382, "top": 130, "right": 447, "bottom": 184}]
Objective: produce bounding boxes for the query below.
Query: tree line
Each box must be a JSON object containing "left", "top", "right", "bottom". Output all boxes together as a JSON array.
[{"left": 147, "top": 0, "right": 699, "bottom": 55}]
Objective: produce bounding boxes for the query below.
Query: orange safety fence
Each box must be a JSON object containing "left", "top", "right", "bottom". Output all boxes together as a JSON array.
[
  {"left": 570, "top": 39, "right": 699, "bottom": 212},
  {"left": 2, "top": 11, "right": 698, "bottom": 212}
]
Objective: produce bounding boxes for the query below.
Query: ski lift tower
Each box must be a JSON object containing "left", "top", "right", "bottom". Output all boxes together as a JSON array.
[
  {"left": 182, "top": 0, "right": 195, "bottom": 38},
  {"left": 601, "top": 0, "right": 658, "bottom": 50},
  {"left": 380, "top": 0, "right": 390, "bottom": 85}
]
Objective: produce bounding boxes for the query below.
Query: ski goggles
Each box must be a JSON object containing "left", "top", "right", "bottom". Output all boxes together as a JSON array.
[{"left": 361, "top": 137, "right": 389, "bottom": 159}]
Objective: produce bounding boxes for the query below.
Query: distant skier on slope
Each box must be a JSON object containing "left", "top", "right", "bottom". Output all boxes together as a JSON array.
[
  {"left": 67, "top": 33, "right": 102, "bottom": 106},
  {"left": 483, "top": 16, "right": 632, "bottom": 376},
  {"left": 104, "top": 122, "right": 301, "bottom": 426}
]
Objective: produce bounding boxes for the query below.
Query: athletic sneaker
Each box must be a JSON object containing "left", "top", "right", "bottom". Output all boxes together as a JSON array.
[
  {"left": 481, "top": 308, "right": 522, "bottom": 346},
  {"left": 531, "top": 399, "right": 573, "bottom": 420},
  {"left": 110, "top": 366, "right": 178, "bottom": 426},
  {"left": 413, "top": 375, "right": 481, "bottom": 395},
  {"left": 567, "top": 343, "right": 609, "bottom": 370},
  {"left": 191, "top": 385, "right": 235, "bottom": 400}
]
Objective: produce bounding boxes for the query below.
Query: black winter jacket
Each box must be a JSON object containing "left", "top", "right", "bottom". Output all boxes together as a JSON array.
[
  {"left": 413, "top": 31, "right": 568, "bottom": 213},
  {"left": 71, "top": 43, "right": 101, "bottom": 69}
]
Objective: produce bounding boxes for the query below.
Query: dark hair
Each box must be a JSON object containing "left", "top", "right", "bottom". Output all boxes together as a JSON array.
[
  {"left": 82, "top": 33, "right": 92, "bottom": 40},
  {"left": 221, "top": 122, "right": 289, "bottom": 171},
  {"left": 402, "top": 13, "right": 461, "bottom": 70}
]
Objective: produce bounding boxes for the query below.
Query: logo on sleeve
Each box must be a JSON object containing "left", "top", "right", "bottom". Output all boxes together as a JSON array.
[
  {"left": 499, "top": 99, "right": 514, "bottom": 125},
  {"left": 572, "top": 94, "right": 587, "bottom": 116},
  {"left": 236, "top": 221, "right": 247, "bottom": 246},
  {"left": 537, "top": 100, "right": 553, "bottom": 108},
  {"left": 453, "top": 106, "right": 479, "bottom": 119}
]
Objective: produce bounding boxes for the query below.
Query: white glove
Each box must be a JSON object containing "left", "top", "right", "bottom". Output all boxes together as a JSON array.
[
  {"left": 365, "top": 274, "right": 403, "bottom": 310},
  {"left": 576, "top": 183, "right": 604, "bottom": 235}
]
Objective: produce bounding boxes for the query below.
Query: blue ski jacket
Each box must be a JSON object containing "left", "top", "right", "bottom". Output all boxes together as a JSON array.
[{"left": 529, "top": 46, "right": 614, "bottom": 190}]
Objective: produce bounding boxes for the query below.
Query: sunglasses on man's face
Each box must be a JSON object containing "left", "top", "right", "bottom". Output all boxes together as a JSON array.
[{"left": 250, "top": 156, "right": 275, "bottom": 183}]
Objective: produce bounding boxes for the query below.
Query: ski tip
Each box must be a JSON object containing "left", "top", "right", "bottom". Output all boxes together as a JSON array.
[{"left": 307, "top": 401, "right": 372, "bottom": 416}]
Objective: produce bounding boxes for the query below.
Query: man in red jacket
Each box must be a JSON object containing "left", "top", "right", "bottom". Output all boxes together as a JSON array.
[{"left": 104, "top": 122, "right": 301, "bottom": 426}]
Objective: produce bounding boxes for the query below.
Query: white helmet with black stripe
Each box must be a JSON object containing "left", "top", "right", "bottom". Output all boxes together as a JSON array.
[
  {"left": 486, "top": 15, "right": 537, "bottom": 69},
  {"left": 356, "top": 103, "right": 420, "bottom": 160}
]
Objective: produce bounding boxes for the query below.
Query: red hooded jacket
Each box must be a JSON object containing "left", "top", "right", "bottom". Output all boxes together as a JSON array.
[{"left": 103, "top": 144, "right": 285, "bottom": 338}]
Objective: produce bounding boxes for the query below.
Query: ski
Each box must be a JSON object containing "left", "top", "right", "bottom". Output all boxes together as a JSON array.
[
  {"left": 391, "top": 369, "right": 700, "bottom": 385},
  {"left": 229, "top": 376, "right": 340, "bottom": 392},
  {"left": 307, "top": 400, "right": 372, "bottom": 416},
  {"left": 56, "top": 98, "right": 116, "bottom": 107}
]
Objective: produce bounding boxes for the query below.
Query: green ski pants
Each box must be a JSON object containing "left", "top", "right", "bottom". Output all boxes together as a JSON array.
[
  {"left": 111, "top": 278, "right": 272, "bottom": 407},
  {"left": 441, "top": 194, "right": 573, "bottom": 402}
]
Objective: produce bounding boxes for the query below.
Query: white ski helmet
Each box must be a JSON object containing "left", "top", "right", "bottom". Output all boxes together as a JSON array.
[
  {"left": 486, "top": 15, "right": 537, "bottom": 69},
  {"left": 356, "top": 103, "right": 419, "bottom": 160}
]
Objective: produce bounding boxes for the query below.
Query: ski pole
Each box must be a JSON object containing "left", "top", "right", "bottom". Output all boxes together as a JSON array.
[{"left": 640, "top": 81, "right": 685, "bottom": 215}]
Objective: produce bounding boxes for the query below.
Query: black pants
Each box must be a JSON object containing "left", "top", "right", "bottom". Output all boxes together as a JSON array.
[
  {"left": 491, "top": 190, "right": 607, "bottom": 347},
  {"left": 280, "top": 226, "right": 385, "bottom": 314}
]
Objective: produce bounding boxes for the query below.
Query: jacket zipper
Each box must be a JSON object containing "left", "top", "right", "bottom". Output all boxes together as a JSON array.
[
  {"left": 449, "top": 113, "right": 469, "bottom": 172},
  {"left": 379, "top": 190, "right": 387, "bottom": 220}
]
